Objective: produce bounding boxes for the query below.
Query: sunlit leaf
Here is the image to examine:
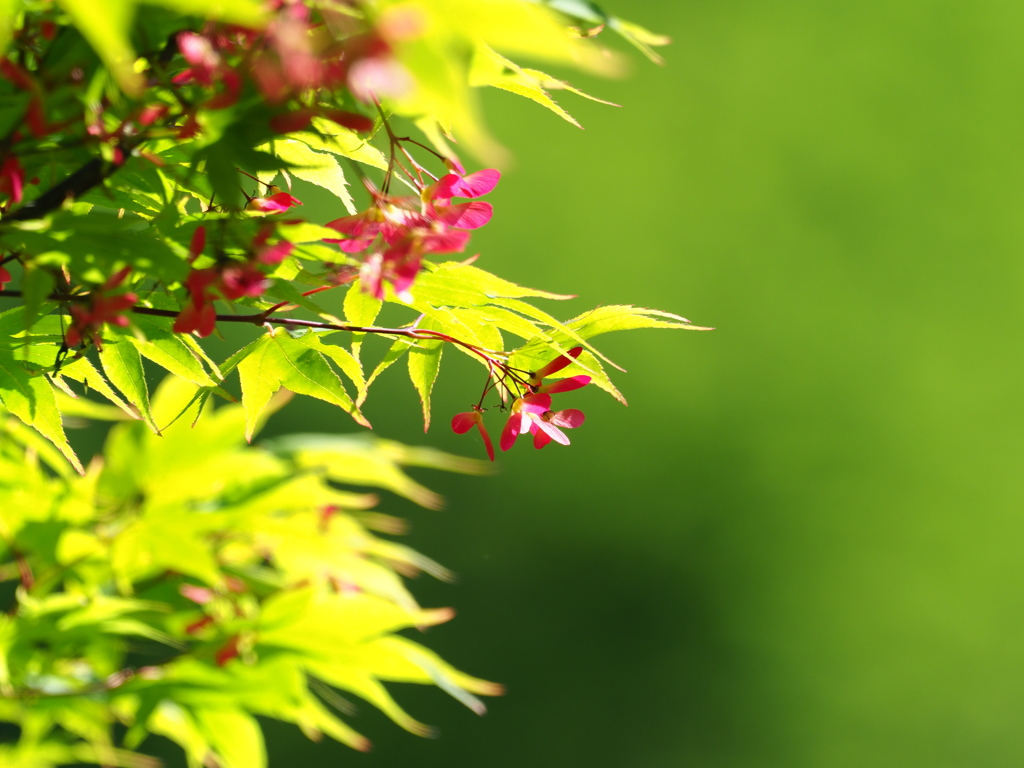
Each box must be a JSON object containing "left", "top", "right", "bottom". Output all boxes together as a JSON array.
[
  {"left": 236, "top": 327, "right": 368, "bottom": 442},
  {"left": 408, "top": 337, "right": 443, "bottom": 432},
  {"left": 100, "top": 338, "right": 159, "bottom": 433}
]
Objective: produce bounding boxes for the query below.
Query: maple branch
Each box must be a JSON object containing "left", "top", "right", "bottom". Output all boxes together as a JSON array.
[
  {"left": 8, "top": 155, "right": 110, "bottom": 222},
  {"left": 0, "top": 289, "right": 509, "bottom": 366},
  {"left": 127, "top": 305, "right": 507, "bottom": 363}
]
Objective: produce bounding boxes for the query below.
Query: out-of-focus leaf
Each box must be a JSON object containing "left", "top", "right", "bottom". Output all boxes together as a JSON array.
[
  {"left": 53, "top": 390, "right": 131, "bottom": 422},
  {"left": 139, "top": 0, "right": 268, "bottom": 26},
  {"left": 265, "top": 433, "right": 487, "bottom": 509},
  {"left": 538, "top": 0, "right": 670, "bottom": 63},
  {"left": 193, "top": 707, "right": 267, "bottom": 768},
  {"left": 56, "top": 0, "right": 141, "bottom": 95},
  {"left": 0, "top": 0, "right": 17, "bottom": 59},
  {"left": 470, "top": 45, "right": 617, "bottom": 128}
]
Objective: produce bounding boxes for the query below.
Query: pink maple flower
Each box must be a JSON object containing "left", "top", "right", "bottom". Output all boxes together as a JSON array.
[
  {"left": 536, "top": 374, "right": 590, "bottom": 394},
  {"left": 0, "top": 265, "right": 10, "bottom": 288},
  {"left": 174, "top": 259, "right": 270, "bottom": 337},
  {"left": 137, "top": 104, "right": 169, "bottom": 127},
  {"left": 173, "top": 268, "right": 220, "bottom": 337},
  {"left": 64, "top": 267, "right": 138, "bottom": 348},
  {"left": 219, "top": 263, "right": 269, "bottom": 299},
  {"left": 495, "top": 347, "right": 593, "bottom": 452},
  {"left": 499, "top": 393, "right": 552, "bottom": 451},
  {"left": 324, "top": 207, "right": 387, "bottom": 252},
  {"left": 256, "top": 239, "right": 294, "bottom": 264},
  {"left": 527, "top": 346, "right": 592, "bottom": 394},
  {"left": 529, "top": 346, "right": 582, "bottom": 384},
  {"left": 173, "top": 299, "right": 217, "bottom": 338},
  {"left": 451, "top": 407, "right": 495, "bottom": 462},
  {"left": 424, "top": 168, "right": 501, "bottom": 205},
  {"left": 348, "top": 55, "right": 413, "bottom": 102},
  {"left": 423, "top": 168, "right": 499, "bottom": 230},
  {"left": 176, "top": 32, "right": 221, "bottom": 84},
  {"left": 250, "top": 224, "right": 294, "bottom": 264},
  {"left": 0, "top": 154, "right": 25, "bottom": 205},
  {"left": 180, "top": 584, "right": 215, "bottom": 605},
  {"left": 429, "top": 202, "right": 493, "bottom": 230},
  {"left": 215, "top": 635, "right": 240, "bottom": 666},
  {"left": 248, "top": 191, "right": 302, "bottom": 213},
  {"left": 380, "top": 244, "right": 421, "bottom": 303},
  {"left": 530, "top": 408, "right": 586, "bottom": 449},
  {"left": 322, "top": 167, "right": 498, "bottom": 301},
  {"left": 174, "top": 32, "right": 242, "bottom": 110},
  {"left": 189, "top": 225, "right": 206, "bottom": 262}
]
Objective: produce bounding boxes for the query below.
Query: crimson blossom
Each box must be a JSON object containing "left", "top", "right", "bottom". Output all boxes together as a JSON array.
[
  {"left": 453, "top": 347, "right": 592, "bottom": 460},
  {"left": 64, "top": 267, "right": 138, "bottom": 349},
  {"left": 325, "top": 168, "right": 499, "bottom": 302}
]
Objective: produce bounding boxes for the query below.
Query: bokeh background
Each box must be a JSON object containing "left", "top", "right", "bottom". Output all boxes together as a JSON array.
[{"left": 81, "top": 1, "right": 1024, "bottom": 765}]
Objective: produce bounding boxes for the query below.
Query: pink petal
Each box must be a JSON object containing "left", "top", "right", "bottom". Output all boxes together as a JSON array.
[
  {"left": 426, "top": 173, "right": 461, "bottom": 204},
  {"left": 452, "top": 169, "right": 500, "bottom": 198},
  {"left": 249, "top": 198, "right": 290, "bottom": 213},
  {"left": 550, "top": 408, "right": 585, "bottom": 429},
  {"left": 434, "top": 201, "right": 492, "bottom": 229},
  {"left": 538, "top": 375, "right": 591, "bottom": 395},
  {"left": 520, "top": 393, "right": 552, "bottom": 414},
  {"left": 178, "top": 32, "right": 218, "bottom": 70},
  {"left": 445, "top": 156, "right": 466, "bottom": 175},
  {"left": 421, "top": 229, "right": 471, "bottom": 254},
  {"left": 180, "top": 584, "right": 214, "bottom": 604},
  {"left": 138, "top": 104, "right": 168, "bottom": 126},
  {"left": 359, "top": 253, "right": 386, "bottom": 299},
  {"left": 535, "top": 418, "right": 570, "bottom": 446},
  {"left": 476, "top": 420, "right": 495, "bottom": 462},
  {"left": 452, "top": 412, "right": 480, "bottom": 434},
  {"left": 533, "top": 429, "right": 552, "bottom": 449},
  {"left": 189, "top": 226, "right": 206, "bottom": 260},
  {"left": 335, "top": 237, "right": 376, "bottom": 253},
  {"left": 500, "top": 412, "right": 525, "bottom": 451},
  {"left": 348, "top": 56, "right": 412, "bottom": 102},
  {"left": 269, "top": 192, "right": 301, "bottom": 208},
  {"left": 389, "top": 253, "right": 422, "bottom": 301},
  {"left": 533, "top": 347, "right": 583, "bottom": 381},
  {"left": 258, "top": 240, "right": 294, "bottom": 264},
  {"left": 325, "top": 215, "right": 382, "bottom": 251}
]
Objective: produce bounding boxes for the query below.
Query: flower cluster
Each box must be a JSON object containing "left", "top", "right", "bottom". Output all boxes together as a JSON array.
[
  {"left": 64, "top": 267, "right": 138, "bottom": 349},
  {"left": 452, "top": 347, "right": 591, "bottom": 461},
  {"left": 325, "top": 167, "right": 499, "bottom": 301},
  {"left": 170, "top": 4, "right": 410, "bottom": 134},
  {"left": 172, "top": 224, "right": 294, "bottom": 337}
]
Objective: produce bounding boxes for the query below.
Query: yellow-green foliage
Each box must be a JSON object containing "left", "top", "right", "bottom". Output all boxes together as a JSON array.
[{"left": 0, "top": 377, "right": 498, "bottom": 767}]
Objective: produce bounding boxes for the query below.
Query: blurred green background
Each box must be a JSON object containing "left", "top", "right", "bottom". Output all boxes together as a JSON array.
[{"left": 85, "top": 0, "right": 1024, "bottom": 765}]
